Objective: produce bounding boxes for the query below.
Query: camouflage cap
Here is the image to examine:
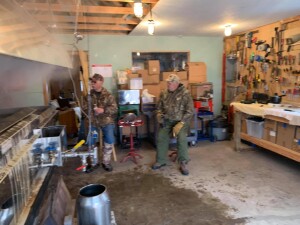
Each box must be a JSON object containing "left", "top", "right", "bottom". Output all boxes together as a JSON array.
[
  {"left": 90, "top": 73, "right": 104, "bottom": 81},
  {"left": 166, "top": 74, "right": 180, "bottom": 83}
]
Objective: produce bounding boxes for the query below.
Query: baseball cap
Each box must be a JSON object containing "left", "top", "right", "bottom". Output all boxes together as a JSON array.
[
  {"left": 166, "top": 74, "right": 180, "bottom": 83},
  {"left": 89, "top": 73, "right": 104, "bottom": 82}
]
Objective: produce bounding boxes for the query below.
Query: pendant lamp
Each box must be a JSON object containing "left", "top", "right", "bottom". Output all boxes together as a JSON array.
[{"left": 134, "top": 0, "right": 143, "bottom": 18}]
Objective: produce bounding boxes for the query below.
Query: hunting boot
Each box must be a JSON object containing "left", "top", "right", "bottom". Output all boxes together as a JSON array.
[
  {"left": 179, "top": 161, "right": 189, "bottom": 176},
  {"left": 102, "top": 142, "right": 113, "bottom": 172}
]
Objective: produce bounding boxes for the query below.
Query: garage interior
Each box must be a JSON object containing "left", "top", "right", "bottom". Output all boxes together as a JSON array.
[{"left": 0, "top": 0, "right": 300, "bottom": 225}]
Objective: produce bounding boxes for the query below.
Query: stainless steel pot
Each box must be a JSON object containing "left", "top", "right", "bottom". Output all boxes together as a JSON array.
[
  {"left": 0, "top": 197, "right": 14, "bottom": 225},
  {"left": 76, "top": 184, "right": 111, "bottom": 225},
  {"left": 269, "top": 93, "right": 282, "bottom": 104}
]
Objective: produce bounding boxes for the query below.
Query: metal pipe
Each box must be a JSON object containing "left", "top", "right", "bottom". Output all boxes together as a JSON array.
[{"left": 29, "top": 156, "right": 56, "bottom": 169}]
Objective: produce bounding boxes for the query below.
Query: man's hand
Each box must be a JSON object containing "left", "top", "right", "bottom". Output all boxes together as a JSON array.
[
  {"left": 94, "top": 107, "right": 104, "bottom": 115},
  {"left": 173, "top": 122, "right": 184, "bottom": 137},
  {"left": 156, "top": 113, "right": 164, "bottom": 124}
]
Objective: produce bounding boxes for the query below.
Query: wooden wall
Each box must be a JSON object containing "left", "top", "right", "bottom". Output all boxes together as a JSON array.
[{"left": 224, "top": 15, "right": 300, "bottom": 105}]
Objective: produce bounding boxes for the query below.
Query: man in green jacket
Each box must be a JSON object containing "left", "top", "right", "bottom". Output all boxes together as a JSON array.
[{"left": 152, "top": 74, "right": 194, "bottom": 175}]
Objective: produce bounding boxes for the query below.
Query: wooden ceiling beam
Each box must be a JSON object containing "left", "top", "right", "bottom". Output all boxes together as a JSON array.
[
  {"left": 23, "top": 3, "right": 135, "bottom": 14},
  {"left": 52, "top": 23, "right": 132, "bottom": 31},
  {"left": 55, "top": 30, "right": 129, "bottom": 35},
  {"left": 0, "top": 23, "right": 34, "bottom": 32},
  {"left": 34, "top": 14, "right": 139, "bottom": 25}
]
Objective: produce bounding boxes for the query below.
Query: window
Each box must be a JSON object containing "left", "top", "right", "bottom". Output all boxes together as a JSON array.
[{"left": 132, "top": 52, "right": 190, "bottom": 72}]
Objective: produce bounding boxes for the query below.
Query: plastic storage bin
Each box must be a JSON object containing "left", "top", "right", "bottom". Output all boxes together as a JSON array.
[{"left": 246, "top": 117, "right": 264, "bottom": 139}]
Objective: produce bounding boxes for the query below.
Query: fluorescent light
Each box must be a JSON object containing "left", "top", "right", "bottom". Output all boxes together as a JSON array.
[{"left": 134, "top": 0, "right": 143, "bottom": 18}]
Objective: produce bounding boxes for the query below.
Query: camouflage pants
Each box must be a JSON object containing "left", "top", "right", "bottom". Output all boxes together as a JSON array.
[
  {"left": 156, "top": 120, "right": 190, "bottom": 164},
  {"left": 103, "top": 142, "right": 113, "bottom": 164}
]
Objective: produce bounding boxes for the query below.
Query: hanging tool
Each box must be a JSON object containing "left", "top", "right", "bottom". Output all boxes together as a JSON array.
[
  {"left": 255, "top": 40, "right": 266, "bottom": 50},
  {"left": 271, "top": 37, "right": 275, "bottom": 48},
  {"left": 245, "top": 32, "right": 253, "bottom": 48},
  {"left": 278, "top": 24, "right": 287, "bottom": 52},
  {"left": 286, "top": 38, "right": 293, "bottom": 52}
]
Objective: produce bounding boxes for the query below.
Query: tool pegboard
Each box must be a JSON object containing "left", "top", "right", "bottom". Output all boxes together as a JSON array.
[{"left": 224, "top": 15, "right": 300, "bottom": 105}]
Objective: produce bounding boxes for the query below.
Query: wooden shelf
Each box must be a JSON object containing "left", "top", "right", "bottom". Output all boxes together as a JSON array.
[{"left": 241, "top": 132, "right": 300, "bottom": 162}]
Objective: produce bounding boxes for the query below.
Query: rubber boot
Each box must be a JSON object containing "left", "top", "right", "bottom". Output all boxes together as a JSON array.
[{"left": 102, "top": 142, "right": 113, "bottom": 172}]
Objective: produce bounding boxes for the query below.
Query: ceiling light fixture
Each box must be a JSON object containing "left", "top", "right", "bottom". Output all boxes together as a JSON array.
[
  {"left": 148, "top": 20, "right": 155, "bottom": 35},
  {"left": 148, "top": 6, "right": 155, "bottom": 35},
  {"left": 134, "top": 0, "right": 143, "bottom": 18},
  {"left": 224, "top": 25, "right": 232, "bottom": 36}
]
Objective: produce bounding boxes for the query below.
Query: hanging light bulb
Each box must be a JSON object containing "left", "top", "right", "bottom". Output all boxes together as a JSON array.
[
  {"left": 147, "top": 5, "right": 155, "bottom": 35},
  {"left": 224, "top": 25, "right": 232, "bottom": 36},
  {"left": 148, "top": 19, "right": 155, "bottom": 35},
  {"left": 134, "top": 0, "right": 143, "bottom": 18}
]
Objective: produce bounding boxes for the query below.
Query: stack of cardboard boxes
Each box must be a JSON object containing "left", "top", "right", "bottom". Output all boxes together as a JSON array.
[
  {"left": 120, "top": 60, "right": 208, "bottom": 138},
  {"left": 124, "top": 60, "right": 208, "bottom": 100}
]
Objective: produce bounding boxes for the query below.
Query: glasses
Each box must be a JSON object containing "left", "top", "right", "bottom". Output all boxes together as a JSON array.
[{"left": 91, "top": 80, "right": 97, "bottom": 84}]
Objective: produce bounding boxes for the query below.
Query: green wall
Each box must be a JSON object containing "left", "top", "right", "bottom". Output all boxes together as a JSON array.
[{"left": 57, "top": 35, "right": 223, "bottom": 114}]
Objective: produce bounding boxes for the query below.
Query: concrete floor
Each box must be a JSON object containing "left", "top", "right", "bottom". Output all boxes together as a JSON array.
[{"left": 56, "top": 140, "right": 300, "bottom": 225}]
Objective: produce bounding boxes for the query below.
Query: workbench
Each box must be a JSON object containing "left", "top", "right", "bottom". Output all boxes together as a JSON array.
[{"left": 231, "top": 102, "right": 300, "bottom": 162}]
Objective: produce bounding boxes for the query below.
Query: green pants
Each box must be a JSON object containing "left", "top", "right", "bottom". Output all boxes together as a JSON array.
[{"left": 156, "top": 120, "right": 190, "bottom": 164}]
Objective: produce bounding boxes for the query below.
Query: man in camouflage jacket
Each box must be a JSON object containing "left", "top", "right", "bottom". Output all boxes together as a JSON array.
[
  {"left": 88, "top": 73, "right": 117, "bottom": 172},
  {"left": 152, "top": 74, "right": 194, "bottom": 175}
]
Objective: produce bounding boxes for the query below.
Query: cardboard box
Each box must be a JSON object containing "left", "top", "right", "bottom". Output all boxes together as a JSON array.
[
  {"left": 142, "top": 85, "right": 162, "bottom": 97},
  {"left": 137, "top": 69, "right": 159, "bottom": 84},
  {"left": 145, "top": 60, "right": 160, "bottom": 75},
  {"left": 129, "top": 78, "right": 143, "bottom": 89},
  {"left": 127, "top": 73, "right": 140, "bottom": 79},
  {"left": 276, "top": 122, "right": 295, "bottom": 149},
  {"left": 263, "top": 129, "right": 277, "bottom": 143},
  {"left": 262, "top": 119, "right": 277, "bottom": 143},
  {"left": 295, "top": 126, "right": 300, "bottom": 139},
  {"left": 291, "top": 127, "right": 300, "bottom": 152},
  {"left": 162, "top": 71, "right": 188, "bottom": 81},
  {"left": 162, "top": 72, "right": 174, "bottom": 81},
  {"left": 189, "top": 82, "right": 213, "bottom": 99},
  {"left": 137, "top": 69, "right": 148, "bottom": 77},
  {"left": 159, "top": 81, "right": 167, "bottom": 90},
  {"left": 118, "top": 84, "right": 128, "bottom": 90},
  {"left": 142, "top": 74, "right": 159, "bottom": 84},
  {"left": 189, "top": 74, "right": 207, "bottom": 83},
  {"left": 181, "top": 80, "right": 189, "bottom": 88},
  {"left": 176, "top": 71, "right": 188, "bottom": 80},
  {"left": 187, "top": 62, "right": 207, "bottom": 83},
  {"left": 160, "top": 80, "right": 189, "bottom": 90},
  {"left": 187, "top": 62, "right": 207, "bottom": 75},
  {"left": 291, "top": 140, "right": 300, "bottom": 152}
]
